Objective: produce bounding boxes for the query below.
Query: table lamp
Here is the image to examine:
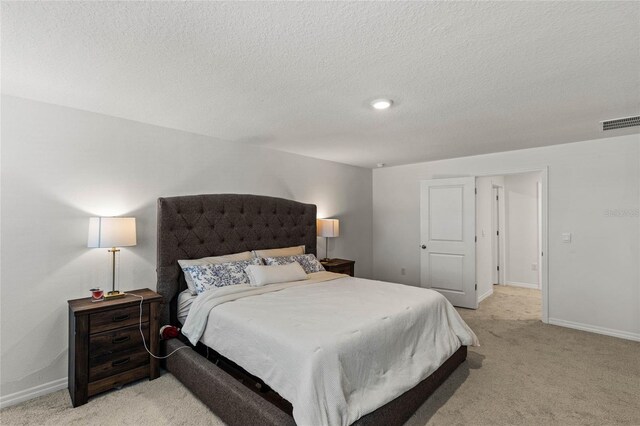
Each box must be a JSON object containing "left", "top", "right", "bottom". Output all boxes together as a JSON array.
[
  {"left": 317, "top": 218, "right": 339, "bottom": 262},
  {"left": 88, "top": 217, "right": 136, "bottom": 299}
]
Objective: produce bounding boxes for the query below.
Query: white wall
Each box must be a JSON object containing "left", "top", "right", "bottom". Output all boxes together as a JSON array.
[
  {"left": 373, "top": 134, "right": 640, "bottom": 341},
  {"left": 0, "top": 95, "right": 373, "bottom": 404},
  {"left": 504, "top": 172, "right": 542, "bottom": 288}
]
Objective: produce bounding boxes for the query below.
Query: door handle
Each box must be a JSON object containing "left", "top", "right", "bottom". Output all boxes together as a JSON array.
[{"left": 421, "top": 245, "right": 427, "bottom": 250}]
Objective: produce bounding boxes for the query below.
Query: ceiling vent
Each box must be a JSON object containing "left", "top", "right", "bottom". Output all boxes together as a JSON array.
[{"left": 601, "top": 115, "right": 640, "bottom": 131}]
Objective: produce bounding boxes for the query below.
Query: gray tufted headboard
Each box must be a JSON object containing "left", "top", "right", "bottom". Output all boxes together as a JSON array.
[{"left": 156, "top": 193, "right": 317, "bottom": 325}]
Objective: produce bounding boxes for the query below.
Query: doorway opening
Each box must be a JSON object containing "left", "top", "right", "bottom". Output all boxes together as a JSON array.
[{"left": 476, "top": 171, "right": 544, "bottom": 320}]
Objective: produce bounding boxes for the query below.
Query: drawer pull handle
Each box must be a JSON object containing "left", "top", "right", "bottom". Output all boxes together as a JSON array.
[
  {"left": 112, "top": 335, "right": 131, "bottom": 344},
  {"left": 112, "top": 314, "right": 130, "bottom": 322},
  {"left": 111, "top": 357, "right": 130, "bottom": 367}
]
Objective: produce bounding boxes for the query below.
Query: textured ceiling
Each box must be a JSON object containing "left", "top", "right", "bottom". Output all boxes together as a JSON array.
[{"left": 2, "top": 1, "right": 639, "bottom": 168}]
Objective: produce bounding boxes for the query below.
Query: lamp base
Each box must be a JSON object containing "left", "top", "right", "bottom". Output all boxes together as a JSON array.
[
  {"left": 104, "top": 290, "right": 126, "bottom": 300},
  {"left": 320, "top": 258, "right": 331, "bottom": 263}
]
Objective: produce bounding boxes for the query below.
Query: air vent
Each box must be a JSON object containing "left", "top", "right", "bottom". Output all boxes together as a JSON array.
[{"left": 601, "top": 115, "right": 640, "bottom": 131}]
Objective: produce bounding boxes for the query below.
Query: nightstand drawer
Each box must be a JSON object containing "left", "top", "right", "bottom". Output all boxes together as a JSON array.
[
  {"left": 90, "top": 323, "right": 149, "bottom": 358},
  {"left": 89, "top": 347, "right": 149, "bottom": 381},
  {"left": 90, "top": 305, "right": 148, "bottom": 334},
  {"left": 329, "top": 265, "right": 352, "bottom": 275}
]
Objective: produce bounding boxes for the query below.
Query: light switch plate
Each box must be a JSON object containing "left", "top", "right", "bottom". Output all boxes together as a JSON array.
[{"left": 561, "top": 232, "right": 572, "bottom": 243}]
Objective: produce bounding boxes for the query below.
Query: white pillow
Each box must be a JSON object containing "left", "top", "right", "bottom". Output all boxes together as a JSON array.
[
  {"left": 245, "top": 263, "right": 308, "bottom": 287},
  {"left": 178, "top": 251, "right": 254, "bottom": 294},
  {"left": 252, "top": 245, "right": 305, "bottom": 259}
]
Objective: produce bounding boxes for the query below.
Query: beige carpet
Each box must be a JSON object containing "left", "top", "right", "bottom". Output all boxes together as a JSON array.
[{"left": 2, "top": 285, "right": 639, "bottom": 425}]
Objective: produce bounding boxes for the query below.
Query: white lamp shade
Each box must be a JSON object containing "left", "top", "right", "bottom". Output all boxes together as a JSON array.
[
  {"left": 317, "top": 219, "right": 339, "bottom": 238},
  {"left": 88, "top": 217, "right": 137, "bottom": 248}
]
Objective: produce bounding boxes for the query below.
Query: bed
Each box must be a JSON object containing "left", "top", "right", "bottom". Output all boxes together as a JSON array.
[{"left": 156, "top": 193, "right": 477, "bottom": 426}]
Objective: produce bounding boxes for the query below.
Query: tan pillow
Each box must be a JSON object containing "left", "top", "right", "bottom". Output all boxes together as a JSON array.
[
  {"left": 252, "top": 245, "right": 305, "bottom": 258},
  {"left": 178, "top": 251, "right": 254, "bottom": 294}
]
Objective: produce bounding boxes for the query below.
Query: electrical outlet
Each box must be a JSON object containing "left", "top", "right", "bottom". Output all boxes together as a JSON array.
[
  {"left": 531, "top": 263, "right": 538, "bottom": 271},
  {"left": 401, "top": 268, "right": 406, "bottom": 276}
]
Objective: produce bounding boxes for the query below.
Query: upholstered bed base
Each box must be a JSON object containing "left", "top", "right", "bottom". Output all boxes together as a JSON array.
[
  {"left": 164, "top": 339, "right": 467, "bottom": 426},
  {"left": 164, "top": 339, "right": 295, "bottom": 426}
]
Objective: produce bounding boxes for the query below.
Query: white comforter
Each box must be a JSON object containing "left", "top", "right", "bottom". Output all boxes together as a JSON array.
[{"left": 182, "top": 272, "right": 479, "bottom": 426}]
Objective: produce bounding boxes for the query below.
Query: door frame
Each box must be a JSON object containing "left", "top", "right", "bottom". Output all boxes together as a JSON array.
[
  {"left": 537, "top": 181, "right": 543, "bottom": 291},
  {"left": 491, "top": 185, "right": 505, "bottom": 285},
  {"left": 477, "top": 167, "right": 549, "bottom": 323}
]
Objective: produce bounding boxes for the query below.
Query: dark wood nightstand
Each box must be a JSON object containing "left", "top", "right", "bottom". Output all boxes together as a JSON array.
[
  {"left": 321, "top": 258, "right": 355, "bottom": 276},
  {"left": 68, "top": 288, "right": 162, "bottom": 407}
]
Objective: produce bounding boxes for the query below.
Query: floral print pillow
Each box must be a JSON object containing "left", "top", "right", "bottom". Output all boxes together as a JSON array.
[
  {"left": 263, "top": 254, "right": 325, "bottom": 274},
  {"left": 182, "top": 258, "right": 262, "bottom": 294}
]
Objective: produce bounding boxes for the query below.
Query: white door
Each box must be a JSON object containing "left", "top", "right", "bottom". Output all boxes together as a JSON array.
[
  {"left": 420, "top": 177, "right": 477, "bottom": 309},
  {"left": 492, "top": 186, "right": 504, "bottom": 285}
]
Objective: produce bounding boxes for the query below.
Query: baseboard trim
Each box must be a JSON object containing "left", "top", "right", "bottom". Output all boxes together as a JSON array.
[
  {"left": 477, "top": 288, "right": 493, "bottom": 303},
  {"left": 548, "top": 318, "right": 640, "bottom": 342},
  {"left": 505, "top": 281, "right": 539, "bottom": 290},
  {"left": 0, "top": 377, "right": 67, "bottom": 409}
]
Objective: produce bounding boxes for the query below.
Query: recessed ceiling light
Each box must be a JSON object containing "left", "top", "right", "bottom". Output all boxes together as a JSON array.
[{"left": 371, "top": 99, "right": 393, "bottom": 110}]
